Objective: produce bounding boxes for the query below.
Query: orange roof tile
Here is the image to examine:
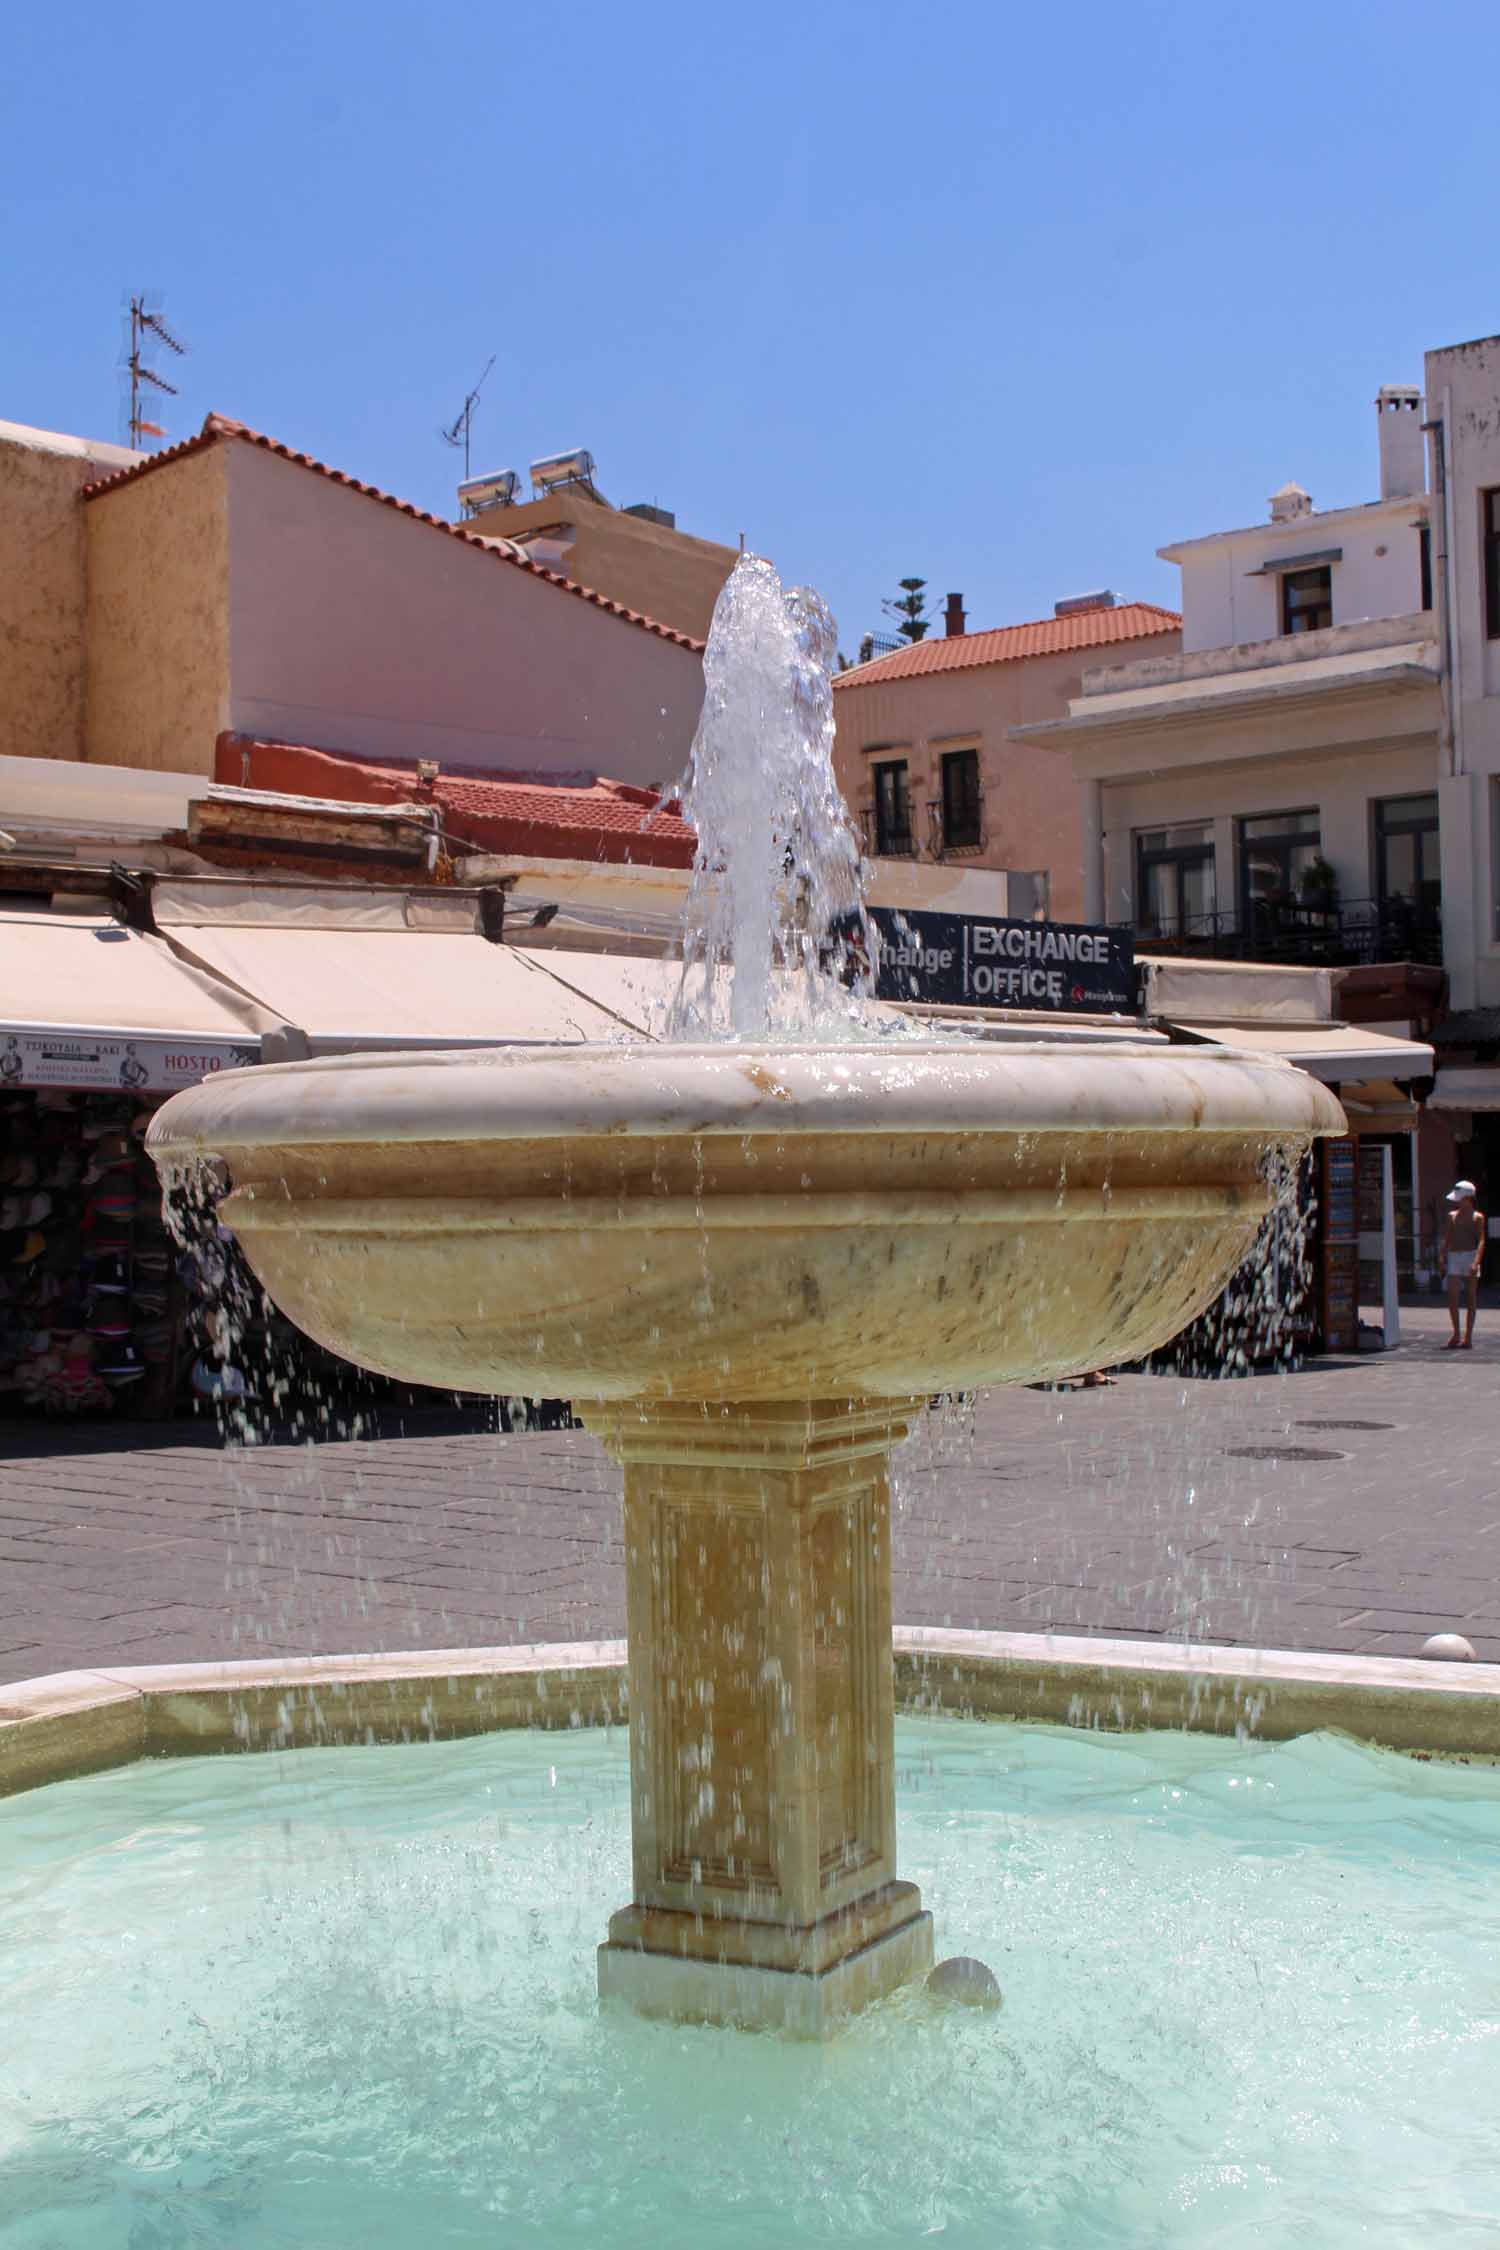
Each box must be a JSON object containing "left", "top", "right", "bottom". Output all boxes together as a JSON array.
[
  {"left": 82, "top": 416, "right": 706, "bottom": 655},
  {"left": 832, "top": 602, "right": 1180, "bottom": 686},
  {"left": 216, "top": 735, "right": 697, "bottom": 870}
]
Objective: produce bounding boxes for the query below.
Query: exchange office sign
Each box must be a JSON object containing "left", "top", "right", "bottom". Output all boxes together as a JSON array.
[
  {"left": 0, "top": 1032, "right": 259, "bottom": 1093},
  {"left": 868, "top": 910, "right": 1136, "bottom": 1015}
]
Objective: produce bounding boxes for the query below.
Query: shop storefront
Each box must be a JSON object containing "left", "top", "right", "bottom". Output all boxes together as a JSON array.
[
  {"left": 1148, "top": 979, "right": 1434, "bottom": 1357},
  {"left": 0, "top": 890, "right": 679, "bottom": 1425},
  {"left": 1427, "top": 1065, "right": 1500, "bottom": 1278},
  {"left": 0, "top": 911, "right": 269, "bottom": 1420}
]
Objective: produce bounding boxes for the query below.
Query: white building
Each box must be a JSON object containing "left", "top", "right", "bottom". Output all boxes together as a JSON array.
[
  {"left": 1011, "top": 367, "right": 1493, "bottom": 1277},
  {"left": 1014, "top": 385, "right": 1440, "bottom": 964},
  {"left": 1428, "top": 333, "right": 1500, "bottom": 1015}
]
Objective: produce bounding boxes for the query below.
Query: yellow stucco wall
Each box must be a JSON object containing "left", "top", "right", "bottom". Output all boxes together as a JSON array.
[
  {"left": 566, "top": 509, "right": 735, "bottom": 643},
  {"left": 83, "top": 446, "right": 230, "bottom": 774},
  {"left": 0, "top": 432, "right": 111, "bottom": 761},
  {"left": 482, "top": 491, "right": 735, "bottom": 642}
]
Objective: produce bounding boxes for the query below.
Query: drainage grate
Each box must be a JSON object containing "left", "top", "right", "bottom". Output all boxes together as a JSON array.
[
  {"left": 1225, "top": 1444, "right": 1345, "bottom": 1463},
  {"left": 1295, "top": 1419, "right": 1394, "bottom": 1433}
]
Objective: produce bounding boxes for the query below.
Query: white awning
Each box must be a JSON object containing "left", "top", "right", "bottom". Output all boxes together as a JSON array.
[
  {"left": 518, "top": 947, "right": 945, "bottom": 1040},
  {"left": 1169, "top": 1021, "right": 1434, "bottom": 1082},
  {"left": 0, "top": 910, "right": 273, "bottom": 1090},
  {"left": 1430, "top": 1067, "right": 1500, "bottom": 1113},
  {"left": 1143, "top": 956, "right": 1336, "bottom": 1024},
  {"left": 162, "top": 923, "right": 649, "bottom": 1052},
  {"left": 1334, "top": 1078, "right": 1421, "bottom": 1127},
  {"left": 522, "top": 948, "right": 677, "bottom": 1036}
]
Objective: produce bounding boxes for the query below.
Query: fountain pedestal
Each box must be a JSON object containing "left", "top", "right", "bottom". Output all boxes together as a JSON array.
[{"left": 585, "top": 1400, "right": 933, "bottom": 2035}]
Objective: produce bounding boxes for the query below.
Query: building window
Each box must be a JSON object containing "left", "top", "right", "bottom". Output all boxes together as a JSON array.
[
  {"left": 1419, "top": 523, "right": 1433, "bottom": 614},
  {"left": 1376, "top": 796, "right": 1439, "bottom": 927},
  {"left": 938, "top": 748, "right": 983, "bottom": 851},
  {"left": 1135, "top": 822, "right": 1216, "bottom": 940},
  {"left": 1240, "top": 809, "right": 1322, "bottom": 923},
  {"left": 872, "top": 760, "right": 913, "bottom": 856},
  {"left": 1281, "top": 566, "right": 1333, "bottom": 635},
  {"left": 1485, "top": 489, "right": 1500, "bottom": 640}
]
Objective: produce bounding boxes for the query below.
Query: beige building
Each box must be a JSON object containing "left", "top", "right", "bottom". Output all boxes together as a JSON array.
[
  {"left": 0, "top": 419, "right": 138, "bottom": 763},
  {"left": 830, "top": 597, "right": 1181, "bottom": 922},
  {"left": 462, "top": 479, "right": 739, "bottom": 644},
  {"left": 0, "top": 414, "right": 707, "bottom": 792}
]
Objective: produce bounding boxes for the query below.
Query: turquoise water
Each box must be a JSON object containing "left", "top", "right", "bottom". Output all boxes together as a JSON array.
[{"left": 4, "top": 1717, "right": 1500, "bottom": 2247}]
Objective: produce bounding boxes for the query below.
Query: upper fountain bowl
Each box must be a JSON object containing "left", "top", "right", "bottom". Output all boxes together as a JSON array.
[{"left": 146, "top": 1040, "right": 1344, "bottom": 1401}]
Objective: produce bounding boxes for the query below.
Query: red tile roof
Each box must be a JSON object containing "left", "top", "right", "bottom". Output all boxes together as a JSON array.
[
  {"left": 215, "top": 734, "right": 697, "bottom": 870},
  {"left": 832, "top": 602, "right": 1180, "bottom": 686},
  {"left": 82, "top": 416, "right": 706, "bottom": 655}
]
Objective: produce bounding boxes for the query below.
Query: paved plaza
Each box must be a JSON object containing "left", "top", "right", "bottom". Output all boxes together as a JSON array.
[{"left": 2, "top": 1304, "right": 1498, "bottom": 1688}]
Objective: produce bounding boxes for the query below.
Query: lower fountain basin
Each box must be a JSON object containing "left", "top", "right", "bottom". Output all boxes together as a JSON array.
[
  {"left": 8, "top": 1713, "right": 1498, "bottom": 2245},
  {"left": 146, "top": 1040, "right": 1344, "bottom": 1398}
]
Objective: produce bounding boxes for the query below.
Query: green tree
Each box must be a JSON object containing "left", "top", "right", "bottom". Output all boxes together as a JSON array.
[{"left": 882, "top": 576, "right": 929, "bottom": 643}]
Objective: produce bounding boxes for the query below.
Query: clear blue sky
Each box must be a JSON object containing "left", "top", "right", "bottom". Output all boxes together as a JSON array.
[{"left": 5, "top": 0, "right": 1497, "bottom": 653}]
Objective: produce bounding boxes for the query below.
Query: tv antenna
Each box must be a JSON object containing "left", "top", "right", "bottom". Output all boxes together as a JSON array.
[
  {"left": 440, "top": 355, "right": 496, "bottom": 481},
  {"left": 124, "top": 294, "right": 187, "bottom": 450}
]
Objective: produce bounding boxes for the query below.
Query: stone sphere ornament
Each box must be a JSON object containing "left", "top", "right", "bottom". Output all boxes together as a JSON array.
[
  {"left": 1420, "top": 1632, "right": 1477, "bottom": 1662},
  {"left": 928, "top": 1956, "right": 1003, "bottom": 2010}
]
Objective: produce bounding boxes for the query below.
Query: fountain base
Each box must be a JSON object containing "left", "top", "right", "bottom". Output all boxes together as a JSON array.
[
  {"left": 598, "top": 1898, "right": 934, "bottom": 2036},
  {"left": 582, "top": 1398, "right": 928, "bottom": 2034}
]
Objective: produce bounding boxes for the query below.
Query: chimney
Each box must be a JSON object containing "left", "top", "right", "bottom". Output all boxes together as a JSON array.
[
  {"left": 1376, "top": 384, "right": 1425, "bottom": 499},
  {"left": 944, "top": 591, "right": 966, "bottom": 638},
  {"left": 1268, "top": 482, "right": 1313, "bottom": 524}
]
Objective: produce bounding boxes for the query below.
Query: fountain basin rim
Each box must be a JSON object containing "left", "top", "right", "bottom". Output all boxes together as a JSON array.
[
  {"left": 145, "top": 1037, "right": 1347, "bottom": 1154},
  {"left": 5, "top": 1630, "right": 1500, "bottom": 1801},
  {"left": 220, "top": 1182, "right": 1275, "bottom": 1233}
]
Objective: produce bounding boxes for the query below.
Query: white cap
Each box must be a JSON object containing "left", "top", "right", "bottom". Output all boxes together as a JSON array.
[{"left": 1448, "top": 1179, "right": 1478, "bottom": 1202}]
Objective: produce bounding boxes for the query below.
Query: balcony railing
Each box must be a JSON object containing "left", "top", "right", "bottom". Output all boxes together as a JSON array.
[
  {"left": 858, "top": 806, "right": 988, "bottom": 860},
  {"left": 858, "top": 809, "right": 918, "bottom": 858},
  {"left": 1138, "top": 896, "right": 1442, "bottom": 969},
  {"left": 924, "top": 800, "right": 987, "bottom": 859}
]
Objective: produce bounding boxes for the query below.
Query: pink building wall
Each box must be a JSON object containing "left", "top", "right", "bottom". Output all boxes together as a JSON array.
[
  {"left": 833, "top": 638, "right": 1180, "bottom": 924},
  {"left": 223, "top": 446, "right": 704, "bottom": 789}
]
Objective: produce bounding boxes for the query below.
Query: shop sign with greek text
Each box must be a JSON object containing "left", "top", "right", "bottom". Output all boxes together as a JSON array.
[{"left": 0, "top": 1032, "right": 260, "bottom": 1092}]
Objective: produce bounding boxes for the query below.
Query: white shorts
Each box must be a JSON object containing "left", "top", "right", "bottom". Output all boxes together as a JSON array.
[{"left": 1448, "top": 1251, "right": 1477, "bottom": 1281}]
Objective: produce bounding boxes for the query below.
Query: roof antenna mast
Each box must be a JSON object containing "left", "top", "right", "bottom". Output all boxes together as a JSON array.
[
  {"left": 123, "top": 293, "right": 187, "bottom": 451},
  {"left": 441, "top": 355, "right": 497, "bottom": 482}
]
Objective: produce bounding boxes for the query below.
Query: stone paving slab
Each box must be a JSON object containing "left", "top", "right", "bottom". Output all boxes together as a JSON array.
[{"left": 2, "top": 1305, "right": 1498, "bottom": 1685}]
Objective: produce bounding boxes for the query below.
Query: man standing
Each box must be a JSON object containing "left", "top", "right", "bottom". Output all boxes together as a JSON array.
[{"left": 1441, "top": 1180, "right": 1485, "bottom": 1351}]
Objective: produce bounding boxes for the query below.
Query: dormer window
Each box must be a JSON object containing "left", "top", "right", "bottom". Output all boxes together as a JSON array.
[{"left": 1281, "top": 566, "right": 1332, "bottom": 635}]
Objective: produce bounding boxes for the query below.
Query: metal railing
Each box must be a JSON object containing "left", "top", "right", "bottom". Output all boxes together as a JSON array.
[
  {"left": 857, "top": 806, "right": 989, "bottom": 860},
  {"left": 858, "top": 810, "right": 918, "bottom": 858},
  {"left": 924, "top": 800, "right": 987, "bottom": 859},
  {"left": 1137, "top": 895, "right": 1443, "bottom": 968}
]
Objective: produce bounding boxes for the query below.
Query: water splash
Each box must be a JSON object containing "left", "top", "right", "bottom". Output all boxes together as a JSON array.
[{"left": 666, "top": 554, "right": 876, "bottom": 1043}]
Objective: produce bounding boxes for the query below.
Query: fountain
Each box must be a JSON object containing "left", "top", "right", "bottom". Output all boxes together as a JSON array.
[{"left": 145, "top": 557, "right": 1343, "bottom": 2034}]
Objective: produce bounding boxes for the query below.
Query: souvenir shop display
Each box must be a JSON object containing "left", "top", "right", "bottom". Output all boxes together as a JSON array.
[{"left": 0, "top": 1089, "right": 186, "bottom": 1418}]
